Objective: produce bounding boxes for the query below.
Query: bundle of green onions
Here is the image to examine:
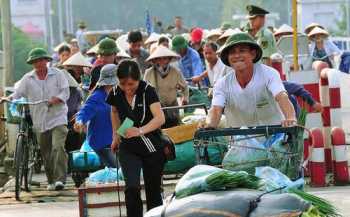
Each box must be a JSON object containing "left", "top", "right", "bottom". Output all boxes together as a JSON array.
[
  {"left": 205, "top": 170, "right": 261, "bottom": 191},
  {"left": 298, "top": 108, "right": 308, "bottom": 126},
  {"left": 288, "top": 188, "right": 342, "bottom": 217}
]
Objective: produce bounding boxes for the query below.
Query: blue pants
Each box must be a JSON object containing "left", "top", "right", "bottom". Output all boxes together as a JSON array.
[{"left": 95, "top": 148, "right": 117, "bottom": 168}]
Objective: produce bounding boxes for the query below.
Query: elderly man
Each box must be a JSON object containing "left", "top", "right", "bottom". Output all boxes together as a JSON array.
[
  {"left": 3, "top": 48, "right": 70, "bottom": 191},
  {"left": 172, "top": 35, "right": 204, "bottom": 79},
  {"left": 192, "top": 42, "right": 232, "bottom": 87},
  {"left": 243, "top": 5, "right": 277, "bottom": 66},
  {"left": 207, "top": 33, "right": 296, "bottom": 128},
  {"left": 170, "top": 16, "right": 189, "bottom": 36}
]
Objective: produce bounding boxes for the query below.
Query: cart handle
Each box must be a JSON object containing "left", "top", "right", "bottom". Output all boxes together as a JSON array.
[
  {"left": 194, "top": 125, "right": 302, "bottom": 139},
  {"left": 162, "top": 103, "right": 208, "bottom": 114}
]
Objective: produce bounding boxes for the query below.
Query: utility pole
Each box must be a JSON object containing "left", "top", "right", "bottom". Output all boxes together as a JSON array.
[
  {"left": 58, "top": 0, "right": 64, "bottom": 42},
  {"left": 0, "top": 0, "right": 14, "bottom": 87}
]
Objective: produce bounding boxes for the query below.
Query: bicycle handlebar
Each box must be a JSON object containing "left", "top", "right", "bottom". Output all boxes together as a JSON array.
[{"left": 0, "top": 98, "right": 49, "bottom": 105}]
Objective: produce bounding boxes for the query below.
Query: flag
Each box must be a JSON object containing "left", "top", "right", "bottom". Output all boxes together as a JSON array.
[{"left": 145, "top": 10, "right": 153, "bottom": 35}]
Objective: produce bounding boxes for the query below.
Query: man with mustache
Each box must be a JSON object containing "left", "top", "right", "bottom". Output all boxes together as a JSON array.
[{"left": 206, "top": 32, "right": 296, "bottom": 128}]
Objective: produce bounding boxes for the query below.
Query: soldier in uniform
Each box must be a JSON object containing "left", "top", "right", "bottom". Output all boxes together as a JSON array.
[{"left": 243, "top": 5, "right": 277, "bottom": 66}]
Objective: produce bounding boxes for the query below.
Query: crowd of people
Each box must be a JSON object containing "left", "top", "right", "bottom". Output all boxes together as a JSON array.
[{"left": 1, "top": 4, "right": 341, "bottom": 217}]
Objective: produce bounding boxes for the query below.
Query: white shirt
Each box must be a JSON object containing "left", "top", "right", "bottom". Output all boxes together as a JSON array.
[
  {"left": 11, "top": 67, "right": 69, "bottom": 132},
  {"left": 206, "top": 58, "right": 232, "bottom": 86},
  {"left": 212, "top": 63, "right": 285, "bottom": 127},
  {"left": 309, "top": 39, "right": 342, "bottom": 58}
]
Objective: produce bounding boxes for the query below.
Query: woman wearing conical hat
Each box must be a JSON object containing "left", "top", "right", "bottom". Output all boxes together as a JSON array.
[
  {"left": 274, "top": 24, "right": 294, "bottom": 42},
  {"left": 144, "top": 45, "right": 189, "bottom": 128},
  {"left": 308, "top": 27, "right": 341, "bottom": 68},
  {"left": 62, "top": 52, "right": 93, "bottom": 152}
]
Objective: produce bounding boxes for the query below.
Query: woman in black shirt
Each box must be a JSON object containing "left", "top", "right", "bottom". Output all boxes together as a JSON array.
[{"left": 107, "top": 60, "right": 165, "bottom": 217}]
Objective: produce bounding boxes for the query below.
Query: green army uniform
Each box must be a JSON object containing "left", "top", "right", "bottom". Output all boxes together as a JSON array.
[
  {"left": 243, "top": 23, "right": 277, "bottom": 59},
  {"left": 243, "top": 5, "right": 278, "bottom": 60}
]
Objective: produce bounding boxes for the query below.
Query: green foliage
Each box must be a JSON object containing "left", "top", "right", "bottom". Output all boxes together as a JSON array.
[
  {"left": 0, "top": 24, "right": 45, "bottom": 82},
  {"left": 330, "top": 3, "right": 348, "bottom": 36}
]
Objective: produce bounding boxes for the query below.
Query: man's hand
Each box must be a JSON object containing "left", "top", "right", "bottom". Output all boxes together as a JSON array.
[
  {"left": 313, "top": 102, "right": 323, "bottom": 112},
  {"left": 48, "top": 96, "right": 63, "bottom": 106},
  {"left": 0, "top": 97, "right": 11, "bottom": 104},
  {"left": 111, "top": 135, "right": 121, "bottom": 153},
  {"left": 192, "top": 75, "right": 202, "bottom": 84},
  {"left": 282, "top": 118, "right": 297, "bottom": 127},
  {"left": 181, "top": 98, "right": 188, "bottom": 106}
]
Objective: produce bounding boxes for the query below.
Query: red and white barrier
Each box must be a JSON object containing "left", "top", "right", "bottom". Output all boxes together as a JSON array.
[
  {"left": 271, "top": 53, "right": 286, "bottom": 80},
  {"left": 309, "top": 128, "right": 326, "bottom": 187},
  {"left": 331, "top": 127, "right": 349, "bottom": 185}
]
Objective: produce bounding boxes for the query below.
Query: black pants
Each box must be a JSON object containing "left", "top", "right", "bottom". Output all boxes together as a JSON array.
[{"left": 119, "top": 148, "right": 165, "bottom": 217}]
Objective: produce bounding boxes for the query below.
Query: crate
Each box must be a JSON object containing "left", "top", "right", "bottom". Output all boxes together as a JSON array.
[
  {"left": 162, "top": 123, "right": 199, "bottom": 144},
  {"left": 78, "top": 180, "right": 177, "bottom": 217}
]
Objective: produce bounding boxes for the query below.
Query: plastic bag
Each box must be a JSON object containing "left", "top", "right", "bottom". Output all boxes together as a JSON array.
[
  {"left": 87, "top": 167, "right": 123, "bottom": 184},
  {"left": 174, "top": 165, "right": 223, "bottom": 198},
  {"left": 9, "top": 97, "right": 27, "bottom": 117},
  {"left": 80, "top": 140, "right": 93, "bottom": 152},
  {"left": 72, "top": 152, "right": 101, "bottom": 169},
  {"left": 222, "top": 135, "right": 269, "bottom": 173},
  {"left": 72, "top": 140, "right": 101, "bottom": 169},
  {"left": 164, "top": 140, "right": 227, "bottom": 174},
  {"left": 255, "top": 166, "right": 304, "bottom": 193}
]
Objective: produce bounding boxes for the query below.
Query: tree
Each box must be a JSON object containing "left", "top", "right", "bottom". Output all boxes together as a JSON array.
[{"left": 0, "top": 24, "right": 45, "bottom": 81}]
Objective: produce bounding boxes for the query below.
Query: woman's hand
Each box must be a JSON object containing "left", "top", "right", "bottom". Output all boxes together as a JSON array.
[
  {"left": 111, "top": 135, "right": 121, "bottom": 153},
  {"left": 73, "top": 122, "right": 85, "bottom": 133},
  {"left": 125, "top": 127, "right": 141, "bottom": 139}
]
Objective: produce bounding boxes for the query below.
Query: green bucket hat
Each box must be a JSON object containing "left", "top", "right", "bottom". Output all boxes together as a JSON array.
[
  {"left": 218, "top": 32, "right": 263, "bottom": 66},
  {"left": 97, "top": 38, "right": 119, "bottom": 56},
  {"left": 78, "top": 21, "right": 87, "bottom": 29},
  {"left": 26, "top": 48, "right": 52, "bottom": 64},
  {"left": 171, "top": 35, "right": 188, "bottom": 53}
]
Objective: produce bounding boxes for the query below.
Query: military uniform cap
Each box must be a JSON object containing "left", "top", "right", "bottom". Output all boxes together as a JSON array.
[{"left": 246, "top": 5, "right": 269, "bottom": 18}]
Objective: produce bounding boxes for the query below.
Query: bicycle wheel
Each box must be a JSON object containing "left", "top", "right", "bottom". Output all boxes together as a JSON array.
[
  {"left": 24, "top": 138, "right": 34, "bottom": 192},
  {"left": 15, "top": 134, "right": 26, "bottom": 200}
]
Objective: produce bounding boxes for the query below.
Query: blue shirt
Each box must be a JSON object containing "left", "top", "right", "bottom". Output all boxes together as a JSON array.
[
  {"left": 283, "top": 81, "right": 315, "bottom": 117},
  {"left": 76, "top": 88, "right": 112, "bottom": 151},
  {"left": 179, "top": 47, "right": 204, "bottom": 78}
]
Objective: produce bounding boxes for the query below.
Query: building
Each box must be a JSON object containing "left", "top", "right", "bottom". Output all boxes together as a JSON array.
[{"left": 298, "top": 0, "right": 349, "bottom": 33}]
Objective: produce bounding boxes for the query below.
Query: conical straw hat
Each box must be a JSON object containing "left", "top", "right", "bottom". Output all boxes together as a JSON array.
[
  {"left": 146, "top": 45, "right": 180, "bottom": 62},
  {"left": 145, "top": 32, "right": 161, "bottom": 45},
  {"left": 86, "top": 43, "right": 99, "bottom": 55},
  {"left": 274, "top": 24, "right": 293, "bottom": 36},
  {"left": 53, "top": 42, "right": 70, "bottom": 52},
  {"left": 308, "top": 26, "right": 329, "bottom": 38},
  {"left": 218, "top": 28, "right": 242, "bottom": 40},
  {"left": 304, "top": 22, "right": 323, "bottom": 34},
  {"left": 116, "top": 49, "right": 131, "bottom": 58},
  {"left": 206, "top": 28, "right": 222, "bottom": 39},
  {"left": 63, "top": 52, "right": 92, "bottom": 67}
]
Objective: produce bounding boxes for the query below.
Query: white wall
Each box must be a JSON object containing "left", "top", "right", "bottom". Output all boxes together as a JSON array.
[{"left": 298, "top": 0, "right": 346, "bottom": 32}]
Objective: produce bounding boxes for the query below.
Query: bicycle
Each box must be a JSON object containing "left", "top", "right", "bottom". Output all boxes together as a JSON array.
[{"left": 1, "top": 98, "right": 46, "bottom": 200}]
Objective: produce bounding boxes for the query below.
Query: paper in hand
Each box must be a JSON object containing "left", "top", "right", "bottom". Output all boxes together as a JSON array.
[{"left": 117, "top": 117, "right": 134, "bottom": 138}]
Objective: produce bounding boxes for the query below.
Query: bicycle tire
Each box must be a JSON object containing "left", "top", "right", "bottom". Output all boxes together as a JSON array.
[
  {"left": 15, "top": 134, "right": 26, "bottom": 200},
  {"left": 24, "top": 137, "right": 34, "bottom": 192}
]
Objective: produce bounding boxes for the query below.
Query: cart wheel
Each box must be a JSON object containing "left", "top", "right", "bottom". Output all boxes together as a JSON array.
[{"left": 72, "top": 172, "right": 88, "bottom": 188}]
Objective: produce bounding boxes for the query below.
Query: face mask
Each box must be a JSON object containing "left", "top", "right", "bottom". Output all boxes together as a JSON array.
[{"left": 155, "top": 64, "right": 170, "bottom": 77}]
